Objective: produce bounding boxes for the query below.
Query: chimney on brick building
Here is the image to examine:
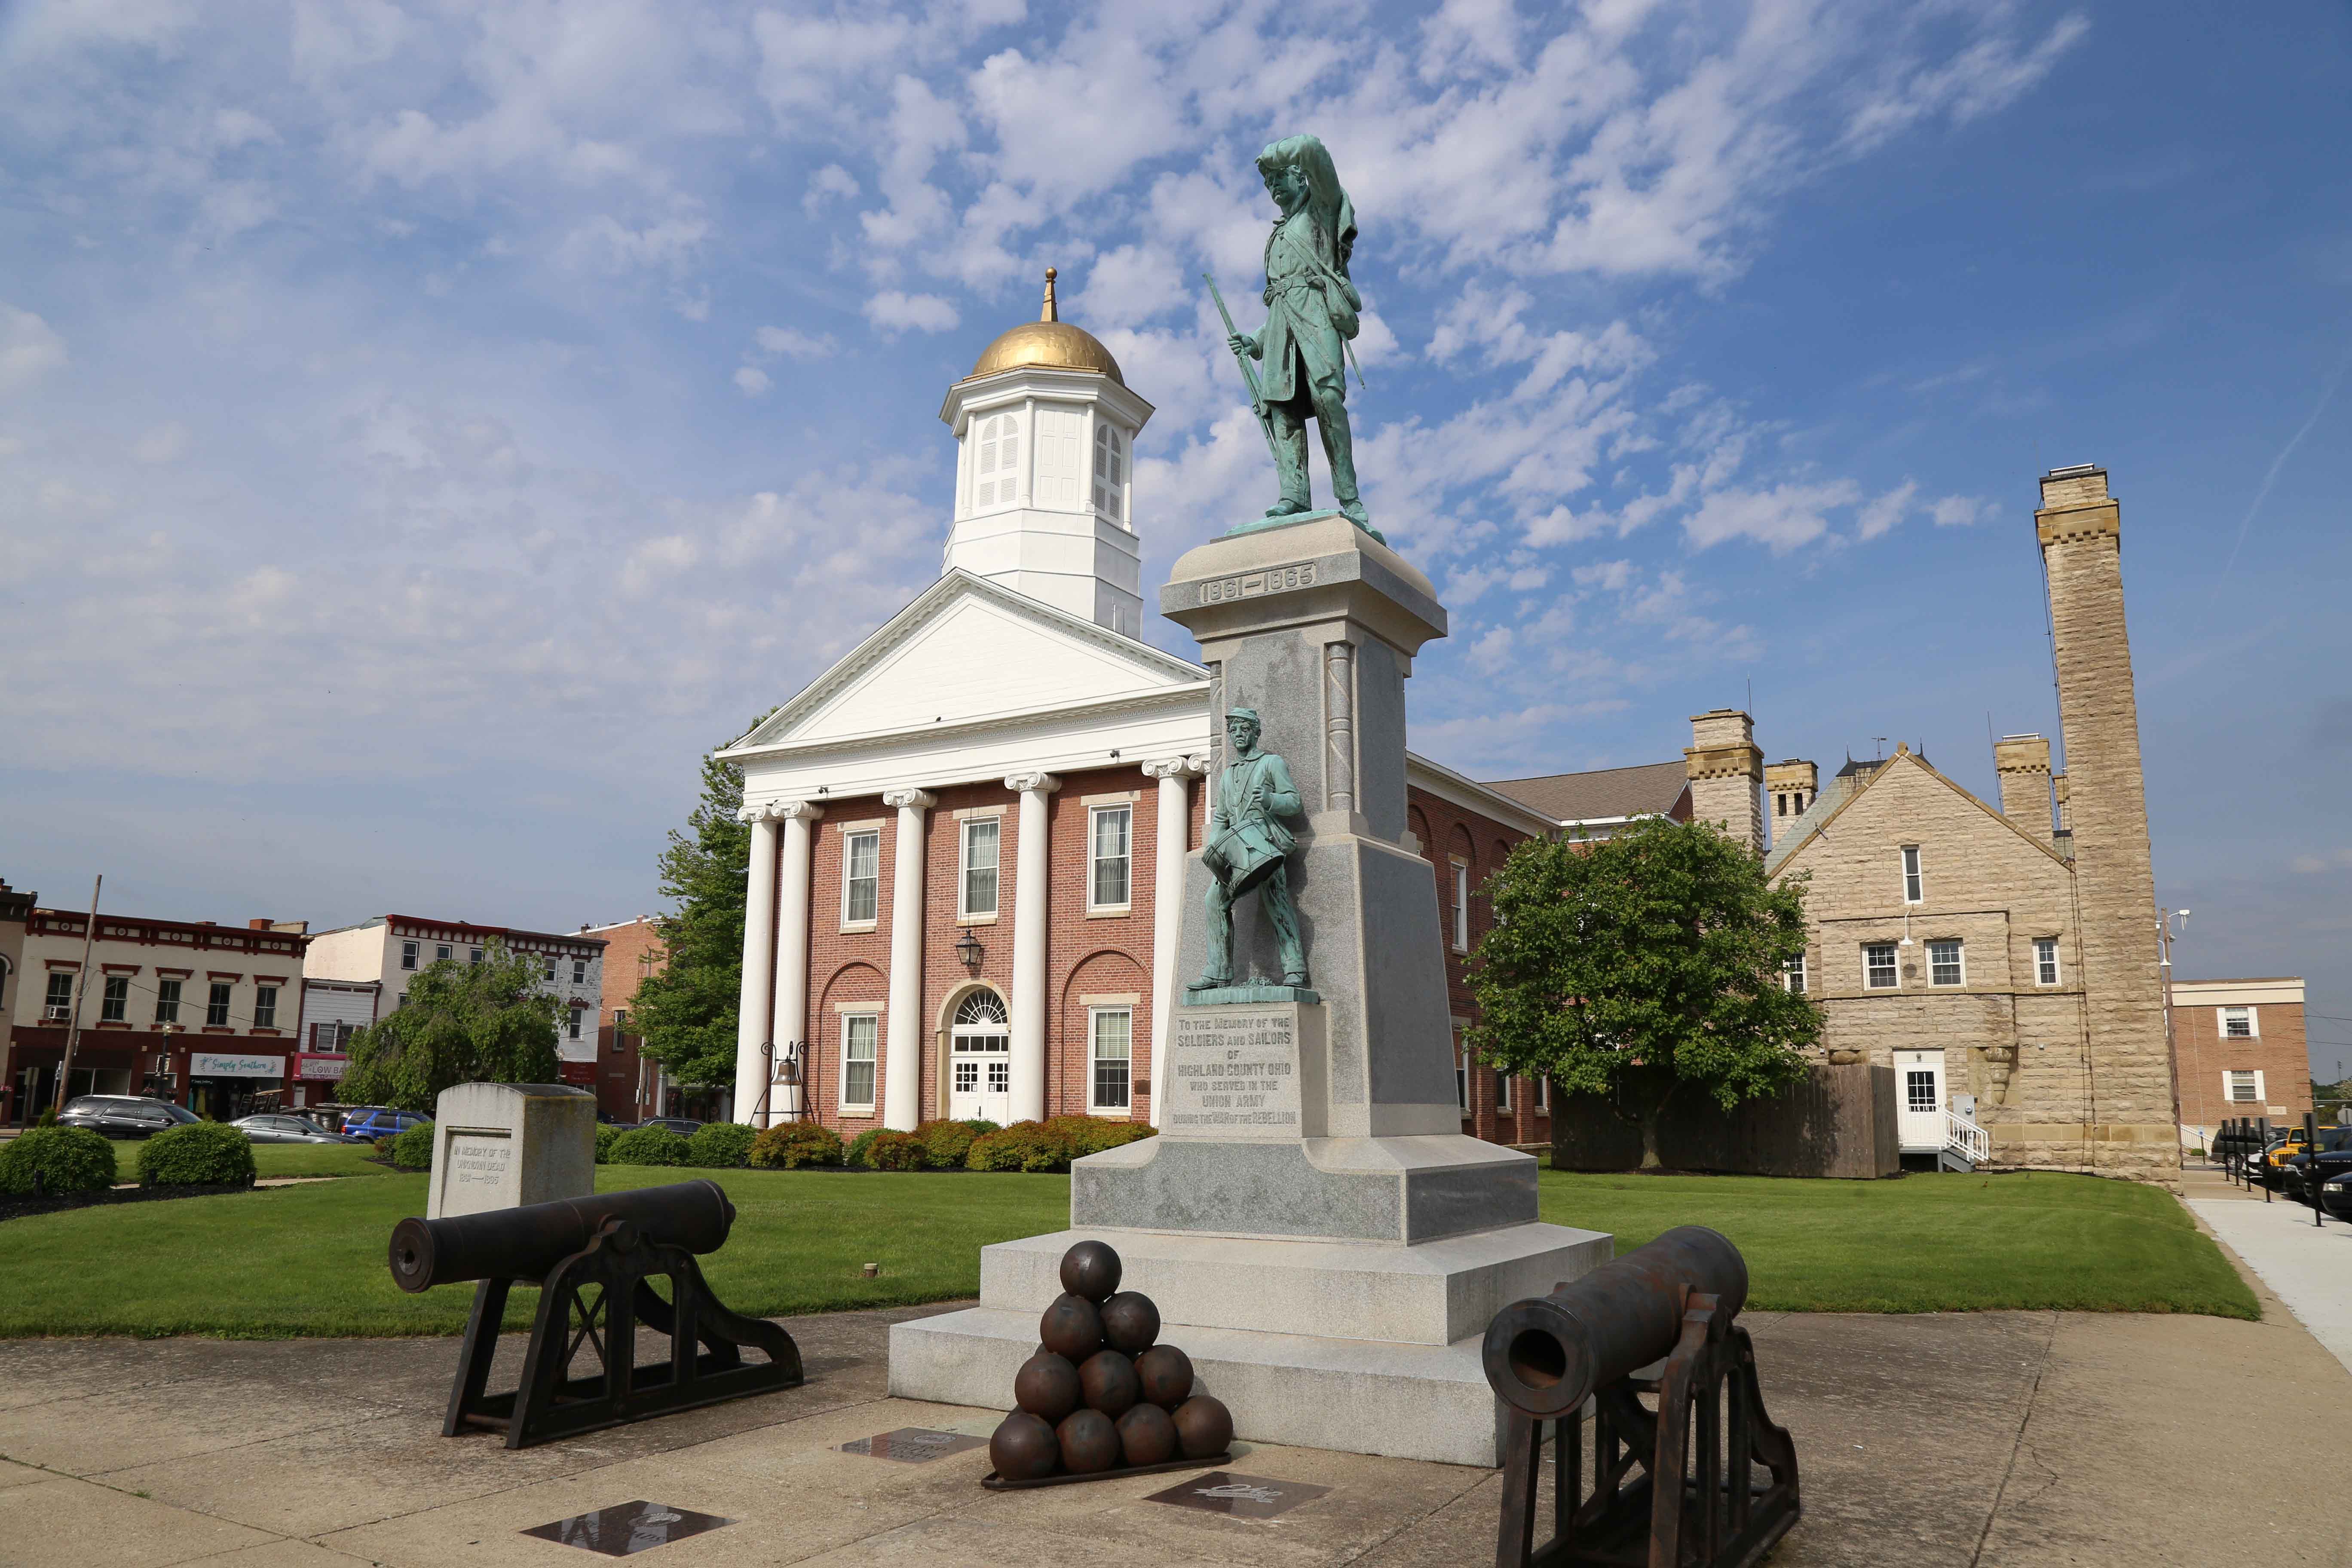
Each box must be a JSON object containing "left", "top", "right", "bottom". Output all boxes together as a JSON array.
[
  {"left": 1992, "top": 733, "right": 2055, "bottom": 849},
  {"left": 1685, "top": 708, "right": 1764, "bottom": 855},
  {"left": 2035, "top": 463, "right": 2177, "bottom": 1181},
  {"left": 1764, "top": 759, "right": 1816, "bottom": 832}
]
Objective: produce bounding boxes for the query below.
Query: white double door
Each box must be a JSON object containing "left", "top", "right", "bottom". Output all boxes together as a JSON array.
[
  {"left": 1894, "top": 1049, "right": 1948, "bottom": 1150},
  {"left": 948, "top": 1026, "right": 1013, "bottom": 1125}
]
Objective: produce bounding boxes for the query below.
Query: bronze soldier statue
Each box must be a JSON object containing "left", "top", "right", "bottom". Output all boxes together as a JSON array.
[{"left": 1191, "top": 707, "right": 1309, "bottom": 992}]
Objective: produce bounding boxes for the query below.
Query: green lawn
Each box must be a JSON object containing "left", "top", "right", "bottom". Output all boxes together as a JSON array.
[
  {"left": 251, "top": 1142, "right": 399, "bottom": 1179},
  {"left": 0, "top": 1163, "right": 2252, "bottom": 1338}
]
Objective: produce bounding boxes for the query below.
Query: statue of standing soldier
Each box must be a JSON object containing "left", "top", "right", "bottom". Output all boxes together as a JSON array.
[
  {"left": 1218, "top": 135, "right": 1374, "bottom": 539},
  {"left": 1190, "top": 707, "right": 1310, "bottom": 993}
]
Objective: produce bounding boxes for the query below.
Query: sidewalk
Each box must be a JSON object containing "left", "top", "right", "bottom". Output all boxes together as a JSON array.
[
  {"left": 2, "top": 1282, "right": 2346, "bottom": 1567},
  {"left": 2186, "top": 1164, "right": 2352, "bottom": 1378}
]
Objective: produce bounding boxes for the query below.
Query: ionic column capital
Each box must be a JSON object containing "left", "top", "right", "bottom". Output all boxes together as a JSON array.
[
  {"left": 772, "top": 800, "right": 826, "bottom": 823},
  {"left": 1004, "top": 772, "right": 1061, "bottom": 795},
  {"left": 1141, "top": 756, "right": 1206, "bottom": 780},
  {"left": 882, "top": 788, "right": 939, "bottom": 810}
]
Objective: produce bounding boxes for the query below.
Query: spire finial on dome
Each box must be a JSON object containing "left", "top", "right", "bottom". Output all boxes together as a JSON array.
[{"left": 1041, "top": 267, "right": 1058, "bottom": 323}]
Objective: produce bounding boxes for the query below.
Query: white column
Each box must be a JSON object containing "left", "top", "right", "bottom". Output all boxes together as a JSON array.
[
  {"left": 881, "top": 788, "right": 936, "bottom": 1131},
  {"left": 768, "top": 801, "right": 823, "bottom": 1128},
  {"left": 1141, "top": 756, "right": 1206, "bottom": 1127},
  {"left": 732, "top": 806, "right": 781, "bottom": 1126},
  {"left": 1004, "top": 771, "right": 1060, "bottom": 1124}
]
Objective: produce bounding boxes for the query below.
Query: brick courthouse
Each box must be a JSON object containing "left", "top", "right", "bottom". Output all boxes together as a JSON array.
[{"left": 713, "top": 281, "right": 1678, "bottom": 1150}]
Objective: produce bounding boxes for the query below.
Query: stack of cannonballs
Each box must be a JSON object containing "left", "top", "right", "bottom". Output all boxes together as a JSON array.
[{"left": 988, "top": 1240, "right": 1233, "bottom": 1482}]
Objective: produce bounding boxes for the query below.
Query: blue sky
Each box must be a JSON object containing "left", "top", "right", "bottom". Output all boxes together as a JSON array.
[{"left": 3, "top": 1, "right": 2347, "bottom": 1077}]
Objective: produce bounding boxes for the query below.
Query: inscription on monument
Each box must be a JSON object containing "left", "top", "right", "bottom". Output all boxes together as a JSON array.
[
  {"left": 1167, "top": 1009, "right": 1304, "bottom": 1140},
  {"left": 1197, "top": 560, "right": 1315, "bottom": 605},
  {"left": 446, "top": 1130, "right": 513, "bottom": 1192}
]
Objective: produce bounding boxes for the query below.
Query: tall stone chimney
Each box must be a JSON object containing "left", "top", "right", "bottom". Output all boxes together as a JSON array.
[
  {"left": 1764, "top": 759, "right": 1816, "bottom": 834},
  {"left": 2035, "top": 465, "right": 2177, "bottom": 1183},
  {"left": 1685, "top": 709, "right": 1763, "bottom": 855},
  {"left": 1992, "top": 733, "right": 2054, "bottom": 849}
]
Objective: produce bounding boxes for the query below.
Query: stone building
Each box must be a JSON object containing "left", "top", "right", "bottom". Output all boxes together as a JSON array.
[
  {"left": 1761, "top": 466, "right": 2180, "bottom": 1185},
  {"left": 716, "top": 279, "right": 1689, "bottom": 1148}
]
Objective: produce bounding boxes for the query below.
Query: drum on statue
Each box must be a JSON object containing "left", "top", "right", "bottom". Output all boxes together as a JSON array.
[{"left": 1203, "top": 817, "right": 1291, "bottom": 896}]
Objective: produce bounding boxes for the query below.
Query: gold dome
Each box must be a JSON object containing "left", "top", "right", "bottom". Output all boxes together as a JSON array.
[{"left": 966, "top": 268, "right": 1124, "bottom": 386}]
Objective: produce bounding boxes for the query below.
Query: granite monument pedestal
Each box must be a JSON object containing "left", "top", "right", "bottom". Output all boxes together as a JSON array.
[
  {"left": 425, "top": 1081, "right": 597, "bottom": 1220},
  {"left": 889, "top": 517, "right": 1610, "bottom": 1466}
]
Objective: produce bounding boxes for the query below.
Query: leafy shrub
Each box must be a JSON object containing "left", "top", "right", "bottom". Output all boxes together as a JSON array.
[
  {"left": 609, "top": 1126, "right": 690, "bottom": 1166},
  {"left": 748, "top": 1121, "right": 842, "bottom": 1169},
  {"left": 914, "top": 1118, "right": 994, "bottom": 1170},
  {"left": 687, "top": 1121, "right": 757, "bottom": 1169},
  {"left": 1044, "top": 1115, "right": 1157, "bottom": 1158},
  {"left": 595, "top": 1123, "right": 622, "bottom": 1164},
  {"left": 0, "top": 1125, "right": 116, "bottom": 1195},
  {"left": 137, "top": 1122, "right": 255, "bottom": 1187},
  {"left": 845, "top": 1127, "right": 887, "bottom": 1169},
  {"left": 864, "top": 1130, "right": 928, "bottom": 1170},
  {"left": 390, "top": 1120, "right": 436, "bottom": 1171},
  {"left": 965, "top": 1116, "right": 1154, "bottom": 1173},
  {"left": 372, "top": 1136, "right": 396, "bottom": 1160}
]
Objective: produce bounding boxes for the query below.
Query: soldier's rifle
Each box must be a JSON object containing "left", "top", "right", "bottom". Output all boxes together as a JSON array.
[{"left": 1203, "top": 271, "right": 1282, "bottom": 466}]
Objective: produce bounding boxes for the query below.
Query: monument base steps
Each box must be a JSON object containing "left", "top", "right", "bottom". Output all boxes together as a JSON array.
[{"left": 888, "top": 1220, "right": 1611, "bottom": 1467}]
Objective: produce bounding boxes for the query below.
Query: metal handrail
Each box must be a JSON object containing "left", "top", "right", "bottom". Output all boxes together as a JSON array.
[{"left": 1945, "top": 1109, "right": 1990, "bottom": 1166}]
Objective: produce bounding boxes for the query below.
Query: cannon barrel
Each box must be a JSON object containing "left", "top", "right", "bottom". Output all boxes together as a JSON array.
[
  {"left": 1481, "top": 1225, "right": 1748, "bottom": 1419},
  {"left": 387, "top": 1180, "right": 736, "bottom": 1294}
]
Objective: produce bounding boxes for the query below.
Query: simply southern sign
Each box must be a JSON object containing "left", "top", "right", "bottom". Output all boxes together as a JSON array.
[{"left": 190, "top": 1053, "right": 285, "bottom": 1078}]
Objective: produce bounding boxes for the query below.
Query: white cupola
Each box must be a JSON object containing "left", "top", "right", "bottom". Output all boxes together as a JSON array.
[{"left": 939, "top": 268, "right": 1157, "bottom": 637}]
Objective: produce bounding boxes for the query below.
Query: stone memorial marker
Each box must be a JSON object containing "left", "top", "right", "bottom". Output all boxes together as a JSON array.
[{"left": 426, "top": 1081, "right": 597, "bottom": 1220}]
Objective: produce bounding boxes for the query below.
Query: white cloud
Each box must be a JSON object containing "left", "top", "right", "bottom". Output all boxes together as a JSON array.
[
  {"left": 1930, "top": 494, "right": 1988, "bottom": 527},
  {"left": 804, "top": 163, "right": 861, "bottom": 214},
  {"left": 1682, "top": 480, "right": 1861, "bottom": 552},
  {"left": 0, "top": 305, "right": 68, "bottom": 393},
  {"left": 863, "top": 290, "right": 959, "bottom": 334},
  {"left": 733, "top": 366, "right": 771, "bottom": 397},
  {"left": 753, "top": 325, "right": 837, "bottom": 361},
  {"left": 133, "top": 423, "right": 190, "bottom": 464},
  {"left": 1857, "top": 479, "right": 1917, "bottom": 540}
]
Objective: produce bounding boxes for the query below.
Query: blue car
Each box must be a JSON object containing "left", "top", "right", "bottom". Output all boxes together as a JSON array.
[{"left": 340, "top": 1106, "right": 431, "bottom": 1141}]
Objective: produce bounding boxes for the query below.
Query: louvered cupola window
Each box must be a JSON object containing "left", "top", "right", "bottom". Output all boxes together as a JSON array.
[
  {"left": 970, "top": 413, "right": 1020, "bottom": 511},
  {"left": 1092, "top": 423, "right": 1125, "bottom": 520}
]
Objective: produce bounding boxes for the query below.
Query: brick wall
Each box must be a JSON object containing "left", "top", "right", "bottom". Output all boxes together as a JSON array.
[
  {"left": 2173, "top": 994, "right": 2310, "bottom": 1130},
  {"left": 1407, "top": 785, "right": 1543, "bottom": 1146}
]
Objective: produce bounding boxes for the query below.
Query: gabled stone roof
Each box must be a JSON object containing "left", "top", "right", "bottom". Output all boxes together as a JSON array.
[{"left": 1484, "top": 760, "right": 1691, "bottom": 824}]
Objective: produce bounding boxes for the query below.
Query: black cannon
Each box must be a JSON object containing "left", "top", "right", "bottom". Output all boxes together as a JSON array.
[
  {"left": 1482, "top": 1226, "right": 1799, "bottom": 1568},
  {"left": 389, "top": 1179, "right": 802, "bottom": 1449}
]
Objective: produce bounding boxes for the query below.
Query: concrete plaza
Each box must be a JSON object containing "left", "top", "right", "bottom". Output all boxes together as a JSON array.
[{"left": 1, "top": 1235, "right": 2345, "bottom": 1568}]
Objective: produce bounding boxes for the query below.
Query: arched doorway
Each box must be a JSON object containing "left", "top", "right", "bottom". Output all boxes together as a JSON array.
[{"left": 948, "top": 989, "right": 1012, "bottom": 1125}]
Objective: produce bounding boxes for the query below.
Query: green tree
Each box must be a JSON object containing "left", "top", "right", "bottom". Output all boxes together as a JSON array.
[
  {"left": 340, "top": 940, "right": 561, "bottom": 1111},
  {"left": 1467, "top": 815, "right": 1819, "bottom": 1170},
  {"left": 628, "top": 720, "right": 769, "bottom": 1090}
]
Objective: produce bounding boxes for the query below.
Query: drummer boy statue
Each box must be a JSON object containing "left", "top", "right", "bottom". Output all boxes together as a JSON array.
[{"left": 1191, "top": 707, "right": 1310, "bottom": 993}]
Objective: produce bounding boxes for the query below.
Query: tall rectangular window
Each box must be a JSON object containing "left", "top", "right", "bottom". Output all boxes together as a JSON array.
[
  {"left": 961, "top": 818, "right": 1001, "bottom": 919},
  {"left": 1495, "top": 1072, "right": 1512, "bottom": 1112},
  {"left": 568, "top": 1010, "right": 583, "bottom": 1040},
  {"left": 1452, "top": 862, "right": 1471, "bottom": 951},
  {"left": 101, "top": 976, "right": 128, "bottom": 1022},
  {"left": 1090, "top": 806, "right": 1132, "bottom": 910},
  {"left": 1455, "top": 1039, "right": 1469, "bottom": 1112},
  {"left": 254, "top": 986, "right": 278, "bottom": 1029},
  {"left": 1784, "top": 951, "right": 1807, "bottom": 994},
  {"left": 401, "top": 940, "right": 418, "bottom": 971},
  {"left": 572, "top": 958, "right": 587, "bottom": 985},
  {"left": 2034, "top": 937, "right": 2059, "bottom": 986},
  {"left": 1090, "top": 1008, "right": 1132, "bottom": 1111},
  {"left": 435, "top": 944, "right": 452, "bottom": 963},
  {"left": 2226, "top": 1070, "right": 2259, "bottom": 1103},
  {"left": 1901, "top": 845, "right": 1923, "bottom": 903},
  {"left": 1864, "top": 943, "right": 1899, "bottom": 989},
  {"left": 206, "top": 982, "right": 232, "bottom": 1027},
  {"left": 46, "top": 971, "right": 74, "bottom": 1015},
  {"left": 1536, "top": 1076, "right": 1550, "bottom": 1112},
  {"left": 843, "top": 830, "right": 881, "bottom": 924},
  {"left": 544, "top": 958, "right": 557, "bottom": 982},
  {"left": 842, "top": 1014, "right": 878, "bottom": 1109},
  {"left": 1928, "top": 939, "right": 1963, "bottom": 987},
  {"left": 2220, "top": 1007, "right": 2256, "bottom": 1039},
  {"left": 154, "top": 978, "right": 181, "bottom": 1024},
  {"left": 469, "top": 947, "right": 482, "bottom": 965}
]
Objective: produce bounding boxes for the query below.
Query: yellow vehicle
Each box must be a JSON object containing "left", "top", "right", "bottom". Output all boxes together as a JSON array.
[{"left": 2260, "top": 1127, "right": 2340, "bottom": 1180}]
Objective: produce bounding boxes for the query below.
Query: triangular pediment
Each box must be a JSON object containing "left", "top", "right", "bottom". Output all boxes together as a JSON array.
[
  {"left": 724, "top": 571, "right": 1206, "bottom": 754},
  {"left": 1769, "top": 748, "right": 2069, "bottom": 877}
]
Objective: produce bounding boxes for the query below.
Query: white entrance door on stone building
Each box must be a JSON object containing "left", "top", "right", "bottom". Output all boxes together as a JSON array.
[
  {"left": 949, "top": 990, "right": 1013, "bottom": 1124},
  {"left": 1894, "top": 1049, "right": 1947, "bottom": 1151}
]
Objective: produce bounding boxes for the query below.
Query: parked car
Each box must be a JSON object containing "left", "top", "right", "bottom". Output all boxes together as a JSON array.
[
  {"left": 340, "top": 1106, "right": 432, "bottom": 1142},
  {"left": 634, "top": 1117, "right": 704, "bottom": 1138},
  {"left": 2279, "top": 1127, "right": 2352, "bottom": 1199},
  {"left": 2321, "top": 1173, "right": 2352, "bottom": 1223},
  {"left": 229, "top": 1114, "right": 364, "bottom": 1145},
  {"left": 56, "top": 1095, "right": 202, "bottom": 1139}
]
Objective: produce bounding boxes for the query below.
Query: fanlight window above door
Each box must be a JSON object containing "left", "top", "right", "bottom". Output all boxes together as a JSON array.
[{"left": 954, "top": 990, "right": 1008, "bottom": 1028}]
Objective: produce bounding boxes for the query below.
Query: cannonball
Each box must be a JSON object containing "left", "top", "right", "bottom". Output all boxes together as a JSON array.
[
  {"left": 1012, "top": 1350, "right": 1081, "bottom": 1423},
  {"left": 1115, "top": 1401, "right": 1178, "bottom": 1467},
  {"left": 989, "top": 1411, "right": 1059, "bottom": 1481},
  {"left": 1098, "top": 1290, "right": 1160, "bottom": 1355},
  {"left": 1056, "top": 1408, "right": 1119, "bottom": 1474},
  {"left": 1038, "top": 1292, "right": 1104, "bottom": 1362},
  {"left": 1134, "top": 1343, "right": 1194, "bottom": 1409},
  {"left": 1171, "top": 1393, "right": 1233, "bottom": 1459},
  {"left": 1078, "top": 1348, "right": 1139, "bottom": 1418},
  {"left": 1059, "top": 1239, "right": 1123, "bottom": 1302}
]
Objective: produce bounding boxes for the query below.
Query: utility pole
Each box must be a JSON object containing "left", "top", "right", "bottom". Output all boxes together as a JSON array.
[
  {"left": 53, "top": 874, "right": 103, "bottom": 1114},
  {"left": 2158, "top": 909, "right": 2190, "bottom": 1151}
]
